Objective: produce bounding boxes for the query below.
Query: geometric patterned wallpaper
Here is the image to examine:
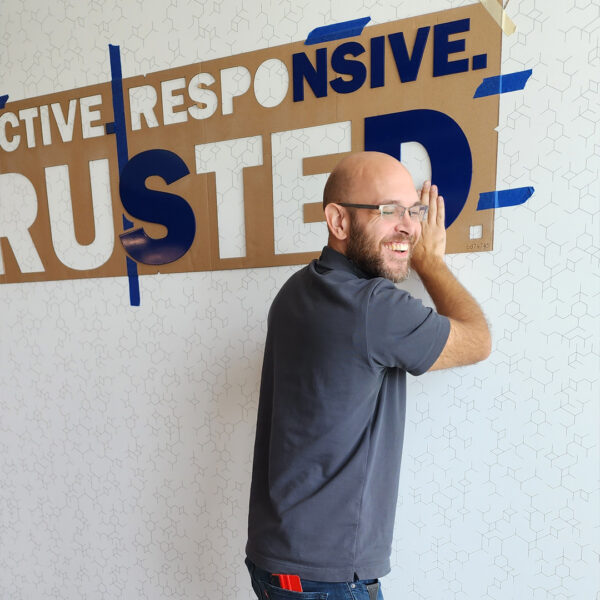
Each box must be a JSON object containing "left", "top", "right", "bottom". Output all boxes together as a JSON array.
[{"left": 0, "top": 1, "right": 598, "bottom": 599}]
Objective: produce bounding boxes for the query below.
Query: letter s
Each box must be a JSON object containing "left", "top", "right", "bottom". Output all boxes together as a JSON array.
[{"left": 119, "top": 149, "right": 195, "bottom": 265}]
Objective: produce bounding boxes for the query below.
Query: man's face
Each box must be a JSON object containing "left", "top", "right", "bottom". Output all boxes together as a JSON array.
[
  {"left": 324, "top": 152, "right": 424, "bottom": 281},
  {"left": 345, "top": 202, "right": 422, "bottom": 283}
]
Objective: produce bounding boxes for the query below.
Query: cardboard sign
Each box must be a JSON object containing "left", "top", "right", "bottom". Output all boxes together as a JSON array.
[{"left": 0, "top": 4, "right": 501, "bottom": 285}]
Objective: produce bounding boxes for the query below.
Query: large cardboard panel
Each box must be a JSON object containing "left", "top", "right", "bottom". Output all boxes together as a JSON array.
[{"left": 0, "top": 3, "right": 501, "bottom": 284}]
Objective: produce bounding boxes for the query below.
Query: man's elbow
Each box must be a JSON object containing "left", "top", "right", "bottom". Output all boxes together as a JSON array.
[{"left": 462, "top": 321, "right": 492, "bottom": 365}]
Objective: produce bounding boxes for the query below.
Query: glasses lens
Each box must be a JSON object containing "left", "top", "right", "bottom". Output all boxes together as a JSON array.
[
  {"left": 380, "top": 205, "right": 397, "bottom": 217},
  {"left": 408, "top": 206, "right": 428, "bottom": 221},
  {"left": 380, "top": 204, "right": 428, "bottom": 220}
]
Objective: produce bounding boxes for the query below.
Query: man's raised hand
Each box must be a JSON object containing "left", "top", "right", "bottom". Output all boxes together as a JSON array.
[{"left": 411, "top": 181, "right": 446, "bottom": 272}]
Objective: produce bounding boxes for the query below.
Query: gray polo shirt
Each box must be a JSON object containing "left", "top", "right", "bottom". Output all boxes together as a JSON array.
[{"left": 246, "top": 246, "right": 450, "bottom": 582}]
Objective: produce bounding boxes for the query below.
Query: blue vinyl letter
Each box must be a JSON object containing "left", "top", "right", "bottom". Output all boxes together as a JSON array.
[
  {"left": 330, "top": 41, "right": 367, "bottom": 94},
  {"left": 293, "top": 49, "right": 328, "bottom": 101},
  {"left": 364, "top": 110, "right": 472, "bottom": 228},
  {"left": 388, "top": 27, "right": 430, "bottom": 83},
  {"left": 119, "top": 149, "right": 195, "bottom": 265},
  {"left": 433, "top": 19, "right": 470, "bottom": 77},
  {"left": 370, "top": 36, "right": 385, "bottom": 88}
]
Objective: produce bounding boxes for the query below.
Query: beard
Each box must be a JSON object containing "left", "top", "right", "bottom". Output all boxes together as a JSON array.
[{"left": 345, "top": 214, "right": 413, "bottom": 283}]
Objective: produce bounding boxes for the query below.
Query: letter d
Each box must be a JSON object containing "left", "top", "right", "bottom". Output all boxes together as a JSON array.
[{"left": 365, "top": 110, "right": 472, "bottom": 228}]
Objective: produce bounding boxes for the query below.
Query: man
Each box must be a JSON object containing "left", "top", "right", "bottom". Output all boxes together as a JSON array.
[{"left": 245, "top": 152, "right": 491, "bottom": 599}]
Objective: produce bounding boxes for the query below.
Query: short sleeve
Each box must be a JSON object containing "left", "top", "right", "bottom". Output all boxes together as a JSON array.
[{"left": 365, "top": 279, "right": 450, "bottom": 375}]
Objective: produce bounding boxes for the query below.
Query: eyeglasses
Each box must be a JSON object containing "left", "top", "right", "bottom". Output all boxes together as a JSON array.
[{"left": 337, "top": 202, "right": 429, "bottom": 222}]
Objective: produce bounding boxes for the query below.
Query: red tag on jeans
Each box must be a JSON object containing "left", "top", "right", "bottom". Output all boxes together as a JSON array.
[{"left": 273, "top": 574, "right": 303, "bottom": 592}]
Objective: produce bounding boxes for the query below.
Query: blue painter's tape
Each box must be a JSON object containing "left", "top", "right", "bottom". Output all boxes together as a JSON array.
[
  {"left": 126, "top": 256, "right": 140, "bottom": 306},
  {"left": 109, "top": 45, "right": 129, "bottom": 171},
  {"left": 474, "top": 69, "right": 532, "bottom": 98},
  {"left": 0, "top": 94, "right": 8, "bottom": 109},
  {"left": 477, "top": 187, "right": 534, "bottom": 210},
  {"left": 305, "top": 17, "right": 370, "bottom": 45},
  {"left": 105, "top": 121, "right": 116, "bottom": 134},
  {"left": 109, "top": 43, "right": 140, "bottom": 306}
]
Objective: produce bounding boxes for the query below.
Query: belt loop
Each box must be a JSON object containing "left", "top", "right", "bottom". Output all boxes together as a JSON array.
[{"left": 366, "top": 581, "right": 380, "bottom": 600}]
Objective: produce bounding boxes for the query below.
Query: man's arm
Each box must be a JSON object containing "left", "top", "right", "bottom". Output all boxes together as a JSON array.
[{"left": 411, "top": 182, "right": 491, "bottom": 371}]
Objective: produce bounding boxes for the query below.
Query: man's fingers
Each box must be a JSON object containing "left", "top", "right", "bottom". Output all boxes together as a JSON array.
[
  {"left": 415, "top": 182, "right": 446, "bottom": 261},
  {"left": 420, "top": 181, "right": 431, "bottom": 205},
  {"left": 419, "top": 182, "right": 444, "bottom": 229},
  {"left": 427, "top": 184, "right": 438, "bottom": 224},
  {"left": 437, "top": 195, "right": 445, "bottom": 227}
]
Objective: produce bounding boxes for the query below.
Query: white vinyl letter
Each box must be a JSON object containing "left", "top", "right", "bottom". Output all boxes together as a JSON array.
[
  {"left": 188, "top": 73, "right": 218, "bottom": 120},
  {"left": 39, "top": 105, "right": 52, "bottom": 145},
  {"left": 80, "top": 95, "right": 104, "bottom": 139},
  {"left": 253, "top": 59, "right": 289, "bottom": 108},
  {"left": 195, "top": 136, "right": 263, "bottom": 259},
  {"left": 220, "top": 66, "right": 251, "bottom": 115},
  {"left": 0, "top": 112, "right": 21, "bottom": 152},
  {"left": 18, "top": 107, "right": 39, "bottom": 148},
  {"left": 161, "top": 78, "right": 188, "bottom": 125},
  {"left": 0, "top": 173, "right": 44, "bottom": 274},
  {"left": 45, "top": 160, "right": 114, "bottom": 270},
  {"left": 51, "top": 100, "right": 77, "bottom": 143},
  {"left": 129, "top": 85, "right": 159, "bottom": 130},
  {"left": 271, "top": 122, "right": 351, "bottom": 254}
]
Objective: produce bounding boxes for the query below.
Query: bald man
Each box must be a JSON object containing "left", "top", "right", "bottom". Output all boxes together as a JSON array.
[{"left": 246, "top": 152, "right": 491, "bottom": 600}]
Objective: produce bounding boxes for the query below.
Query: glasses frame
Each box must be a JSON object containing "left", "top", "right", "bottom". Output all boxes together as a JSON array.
[{"left": 337, "top": 202, "right": 429, "bottom": 222}]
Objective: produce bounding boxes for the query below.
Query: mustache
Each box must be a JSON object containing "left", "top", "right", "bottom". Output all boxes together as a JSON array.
[{"left": 381, "top": 234, "right": 416, "bottom": 244}]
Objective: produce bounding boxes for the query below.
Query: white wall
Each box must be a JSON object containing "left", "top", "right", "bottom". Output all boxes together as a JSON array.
[{"left": 1, "top": 1, "right": 598, "bottom": 599}]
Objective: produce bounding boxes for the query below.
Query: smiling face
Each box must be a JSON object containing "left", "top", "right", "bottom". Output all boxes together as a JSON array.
[
  {"left": 346, "top": 205, "right": 419, "bottom": 282},
  {"left": 324, "top": 152, "right": 422, "bottom": 283}
]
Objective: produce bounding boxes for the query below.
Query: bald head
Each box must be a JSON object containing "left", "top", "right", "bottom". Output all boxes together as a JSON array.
[
  {"left": 322, "top": 152, "right": 421, "bottom": 255},
  {"left": 323, "top": 151, "right": 415, "bottom": 209}
]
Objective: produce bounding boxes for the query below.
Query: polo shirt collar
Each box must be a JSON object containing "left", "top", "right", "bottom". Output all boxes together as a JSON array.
[{"left": 317, "top": 246, "right": 374, "bottom": 280}]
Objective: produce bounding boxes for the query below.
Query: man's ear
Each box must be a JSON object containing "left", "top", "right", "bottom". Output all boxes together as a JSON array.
[{"left": 324, "top": 203, "right": 349, "bottom": 241}]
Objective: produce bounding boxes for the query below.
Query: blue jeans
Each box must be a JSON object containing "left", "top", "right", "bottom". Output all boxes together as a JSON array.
[{"left": 245, "top": 558, "right": 384, "bottom": 600}]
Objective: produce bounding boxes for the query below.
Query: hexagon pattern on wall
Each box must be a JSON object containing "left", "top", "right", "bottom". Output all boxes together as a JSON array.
[{"left": 0, "top": 1, "right": 598, "bottom": 599}]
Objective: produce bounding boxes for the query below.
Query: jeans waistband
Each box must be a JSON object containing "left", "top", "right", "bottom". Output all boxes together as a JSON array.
[{"left": 245, "top": 557, "right": 382, "bottom": 600}]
